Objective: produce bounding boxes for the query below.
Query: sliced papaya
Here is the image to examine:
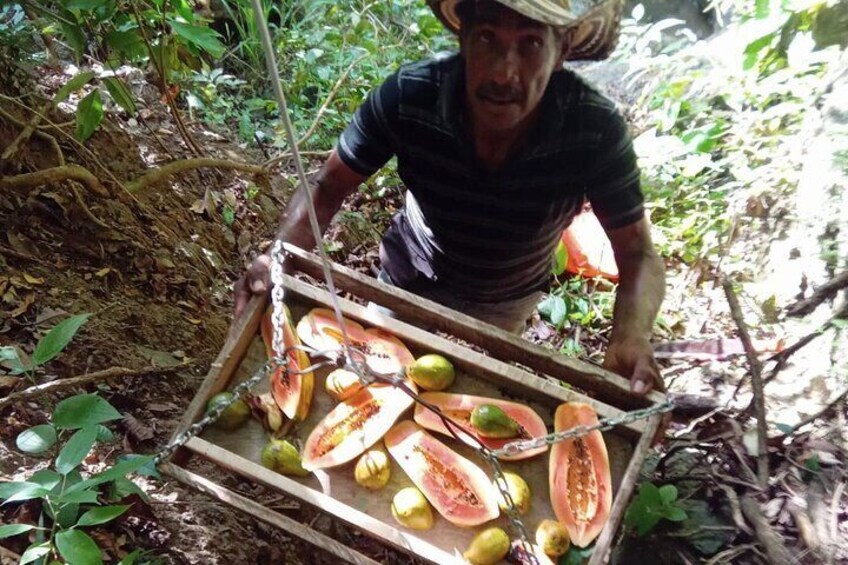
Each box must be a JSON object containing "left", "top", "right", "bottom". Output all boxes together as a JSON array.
[
  {"left": 261, "top": 306, "right": 314, "bottom": 421},
  {"left": 302, "top": 384, "right": 416, "bottom": 471},
  {"left": 549, "top": 402, "right": 612, "bottom": 548},
  {"left": 413, "top": 392, "right": 548, "bottom": 461},
  {"left": 296, "top": 308, "right": 414, "bottom": 375},
  {"left": 384, "top": 421, "right": 499, "bottom": 527}
]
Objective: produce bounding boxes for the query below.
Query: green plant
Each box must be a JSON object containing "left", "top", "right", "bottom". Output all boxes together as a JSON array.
[
  {"left": 0, "top": 393, "right": 155, "bottom": 565},
  {"left": 0, "top": 313, "right": 90, "bottom": 382},
  {"left": 624, "top": 483, "right": 688, "bottom": 536},
  {"left": 538, "top": 277, "right": 615, "bottom": 331}
]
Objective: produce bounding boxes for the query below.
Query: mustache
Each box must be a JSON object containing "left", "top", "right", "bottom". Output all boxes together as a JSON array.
[{"left": 475, "top": 83, "right": 523, "bottom": 104}]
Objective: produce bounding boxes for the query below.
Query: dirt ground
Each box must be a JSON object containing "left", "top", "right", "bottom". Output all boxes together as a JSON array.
[{"left": 2, "top": 56, "right": 846, "bottom": 564}]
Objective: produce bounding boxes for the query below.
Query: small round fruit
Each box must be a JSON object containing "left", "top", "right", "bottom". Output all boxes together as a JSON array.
[
  {"left": 470, "top": 404, "right": 520, "bottom": 438},
  {"left": 535, "top": 520, "right": 570, "bottom": 558},
  {"left": 355, "top": 448, "right": 391, "bottom": 490},
  {"left": 463, "top": 527, "right": 510, "bottom": 565},
  {"left": 495, "top": 472, "right": 531, "bottom": 515},
  {"left": 206, "top": 392, "right": 250, "bottom": 430},
  {"left": 325, "top": 369, "right": 363, "bottom": 401},
  {"left": 261, "top": 439, "right": 309, "bottom": 477},
  {"left": 391, "top": 487, "right": 434, "bottom": 530},
  {"left": 406, "top": 354, "right": 455, "bottom": 391}
]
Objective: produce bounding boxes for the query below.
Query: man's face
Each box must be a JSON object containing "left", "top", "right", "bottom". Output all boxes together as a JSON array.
[{"left": 460, "top": 2, "right": 566, "bottom": 133}]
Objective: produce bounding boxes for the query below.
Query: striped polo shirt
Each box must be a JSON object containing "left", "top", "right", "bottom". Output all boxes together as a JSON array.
[{"left": 337, "top": 53, "right": 643, "bottom": 302}]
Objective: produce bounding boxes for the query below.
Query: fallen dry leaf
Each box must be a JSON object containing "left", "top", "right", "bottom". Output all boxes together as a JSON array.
[
  {"left": 9, "top": 292, "right": 35, "bottom": 318},
  {"left": 23, "top": 273, "right": 44, "bottom": 285}
]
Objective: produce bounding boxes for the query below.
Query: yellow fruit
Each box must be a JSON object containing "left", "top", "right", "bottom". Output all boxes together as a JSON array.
[
  {"left": 354, "top": 448, "right": 391, "bottom": 490},
  {"left": 463, "top": 527, "right": 510, "bottom": 565},
  {"left": 325, "top": 369, "right": 363, "bottom": 401},
  {"left": 535, "top": 520, "right": 570, "bottom": 558},
  {"left": 495, "top": 472, "right": 531, "bottom": 515},
  {"left": 206, "top": 392, "right": 250, "bottom": 430},
  {"left": 391, "top": 487, "right": 434, "bottom": 530},
  {"left": 260, "top": 439, "right": 309, "bottom": 477},
  {"left": 406, "top": 354, "right": 455, "bottom": 391}
]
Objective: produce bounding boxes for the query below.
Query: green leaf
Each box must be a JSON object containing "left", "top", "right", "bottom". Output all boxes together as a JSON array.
[
  {"left": 109, "top": 477, "right": 147, "bottom": 501},
  {"left": 104, "top": 29, "right": 145, "bottom": 60},
  {"left": 33, "top": 313, "right": 91, "bottom": 366},
  {"left": 56, "top": 425, "right": 98, "bottom": 474},
  {"left": 53, "top": 71, "right": 96, "bottom": 106},
  {"left": 65, "top": 455, "right": 154, "bottom": 495},
  {"left": 0, "top": 482, "right": 50, "bottom": 504},
  {"left": 66, "top": 0, "right": 104, "bottom": 9},
  {"left": 663, "top": 506, "right": 688, "bottom": 521},
  {"left": 53, "top": 394, "right": 122, "bottom": 430},
  {"left": 1, "top": 345, "right": 27, "bottom": 374},
  {"left": 30, "top": 469, "right": 62, "bottom": 490},
  {"left": 16, "top": 425, "right": 58, "bottom": 454},
  {"left": 103, "top": 77, "right": 137, "bottom": 115},
  {"left": 76, "top": 504, "right": 131, "bottom": 526},
  {"left": 96, "top": 424, "right": 115, "bottom": 443},
  {"left": 20, "top": 542, "right": 52, "bottom": 565},
  {"left": 552, "top": 240, "right": 567, "bottom": 276},
  {"left": 56, "top": 529, "right": 103, "bottom": 565},
  {"left": 169, "top": 21, "right": 226, "bottom": 58},
  {"left": 55, "top": 490, "right": 100, "bottom": 505},
  {"left": 637, "top": 482, "right": 662, "bottom": 507},
  {"left": 559, "top": 545, "right": 593, "bottom": 565},
  {"left": 0, "top": 523, "right": 37, "bottom": 539},
  {"left": 550, "top": 296, "right": 567, "bottom": 327},
  {"left": 754, "top": 0, "right": 770, "bottom": 18},
  {"left": 117, "top": 454, "right": 160, "bottom": 479},
  {"left": 118, "top": 549, "right": 142, "bottom": 565},
  {"left": 75, "top": 90, "right": 103, "bottom": 141},
  {"left": 659, "top": 484, "right": 678, "bottom": 505},
  {"left": 61, "top": 22, "right": 87, "bottom": 55}
]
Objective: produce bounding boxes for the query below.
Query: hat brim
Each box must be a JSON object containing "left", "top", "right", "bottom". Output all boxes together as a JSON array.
[{"left": 427, "top": 0, "right": 623, "bottom": 61}]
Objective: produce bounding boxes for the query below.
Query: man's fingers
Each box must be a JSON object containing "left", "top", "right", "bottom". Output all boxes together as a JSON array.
[
  {"left": 247, "top": 254, "right": 272, "bottom": 293},
  {"left": 630, "top": 356, "right": 658, "bottom": 396},
  {"left": 233, "top": 276, "right": 250, "bottom": 319}
]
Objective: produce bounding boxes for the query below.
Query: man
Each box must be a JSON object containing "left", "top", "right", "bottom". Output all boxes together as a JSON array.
[{"left": 234, "top": 0, "right": 666, "bottom": 396}]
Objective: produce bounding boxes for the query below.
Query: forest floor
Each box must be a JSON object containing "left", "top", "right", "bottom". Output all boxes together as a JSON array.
[{"left": 1, "top": 51, "right": 847, "bottom": 565}]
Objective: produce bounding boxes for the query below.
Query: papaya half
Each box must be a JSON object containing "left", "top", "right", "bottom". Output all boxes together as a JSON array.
[
  {"left": 385, "top": 421, "right": 500, "bottom": 527},
  {"left": 549, "top": 402, "right": 612, "bottom": 547},
  {"left": 296, "top": 308, "right": 414, "bottom": 375},
  {"left": 261, "top": 306, "right": 314, "bottom": 421},
  {"left": 301, "top": 384, "right": 416, "bottom": 471},
  {"left": 413, "top": 392, "right": 548, "bottom": 460}
]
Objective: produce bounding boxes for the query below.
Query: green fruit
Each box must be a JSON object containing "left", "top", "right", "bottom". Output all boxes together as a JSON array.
[
  {"left": 261, "top": 439, "right": 309, "bottom": 477},
  {"left": 406, "top": 354, "right": 455, "bottom": 391},
  {"left": 470, "top": 404, "right": 519, "bottom": 438},
  {"left": 463, "top": 527, "right": 510, "bottom": 565},
  {"left": 391, "top": 487, "right": 434, "bottom": 530},
  {"left": 535, "top": 520, "right": 570, "bottom": 558},
  {"left": 355, "top": 448, "right": 391, "bottom": 490},
  {"left": 495, "top": 472, "right": 531, "bottom": 515},
  {"left": 206, "top": 392, "right": 250, "bottom": 430}
]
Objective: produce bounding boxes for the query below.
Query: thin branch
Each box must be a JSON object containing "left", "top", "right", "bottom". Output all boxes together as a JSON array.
[
  {"left": 0, "top": 363, "right": 194, "bottom": 410},
  {"left": 296, "top": 54, "right": 366, "bottom": 147},
  {"left": 264, "top": 149, "right": 333, "bottom": 168},
  {"left": 1, "top": 102, "right": 49, "bottom": 163},
  {"left": 127, "top": 158, "right": 267, "bottom": 192},
  {"left": 0, "top": 164, "right": 110, "bottom": 198},
  {"left": 777, "top": 388, "right": 848, "bottom": 439},
  {"left": 786, "top": 270, "right": 848, "bottom": 317},
  {"left": 722, "top": 277, "right": 769, "bottom": 488}
]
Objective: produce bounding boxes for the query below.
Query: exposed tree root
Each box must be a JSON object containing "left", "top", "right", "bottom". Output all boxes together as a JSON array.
[
  {"left": 740, "top": 494, "right": 794, "bottom": 565},
  {"left": 0, "top": 164, "right": 110, "bottom": 197},
  {"left": 786, "top": 270, "right": 848, "bottom": 317},
  {"left": 1, "top": 102, "right": 48, "bottom": 163},
  {"left": 127, "top": 158, "right": 267, "bottom": 192}
]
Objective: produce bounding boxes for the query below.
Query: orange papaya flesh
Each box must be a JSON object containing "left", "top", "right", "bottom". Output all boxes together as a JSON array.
[
  {"left": 296, "top": 308, "right": 414, "bottom": 375},
  {"left": 261, "top": 306, "right": 314, "bottom": 421},
  {"left": 549, "top": 402, "right": 612, "bottom": 548},
  {"left": 384, "top": 421, "right": 500, "bottom": 527},
  {"left": 413, "top": 392, "right": 548, "bottom": 461},
  {"left": 302, "top": 384, "right": 416, "bottom": 471}
]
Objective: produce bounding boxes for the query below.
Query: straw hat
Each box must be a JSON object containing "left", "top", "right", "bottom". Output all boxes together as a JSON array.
[{"left": 427, "top": 0, "right": 623, "bottom": 61}]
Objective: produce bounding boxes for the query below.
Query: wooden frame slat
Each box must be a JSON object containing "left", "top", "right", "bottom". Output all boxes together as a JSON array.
[
  {"left": 284, "top": 244, "right": 665, "bottom": 409},
  {"left": 160, "top": 462, "right": 379, "bottom": 565},
  {"left": 183, "top": 437, "right": 463, "bottom": 564}
]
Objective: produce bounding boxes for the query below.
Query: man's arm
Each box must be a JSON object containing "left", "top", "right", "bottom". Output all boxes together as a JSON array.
[
  {"left": 233, "top": 150, "right": 367, "bottom": 317},
  {"left": 603, "top": 217, "right": 666, "bottom": 395}
]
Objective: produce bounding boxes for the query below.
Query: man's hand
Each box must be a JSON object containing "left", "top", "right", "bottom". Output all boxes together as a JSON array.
[
  {"left": 233, "top": 254, "right": 272, "bottom": 319},
  {"left": 603, "top": 336, "right": 663, "bottom": 396}
]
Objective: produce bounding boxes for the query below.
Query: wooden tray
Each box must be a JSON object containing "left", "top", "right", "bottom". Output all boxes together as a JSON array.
[{"left": 162, "top": 245, "right": 663, "bottom": 564}]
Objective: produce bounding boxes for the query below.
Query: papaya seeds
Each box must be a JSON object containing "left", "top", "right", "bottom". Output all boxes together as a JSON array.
[
  {"left": 354, "top": 448, "right": 391, "bottom": 490},
  {"left": 206, "top": 392, "right": 250, "bottom": 430},
  {"left": 495, "top": 472, "right": 531, "bottom": 515},
  {"left": 464, "top": 527, "right": 510, "bottom": 565},
  {"left": 406, "top": 354, "right": 455, "bottom": 391},
  {"left": 470, "top": 404, "right": 520, "bottom": 438},
  {"left": 391, "top": 487, "right": 434, "bottom": 530},
  {"left": 261, "top": 439, "right": 309, "bottom": 477},
  {"left": 535, "top": 520, "right": 570, "bottom": 557}
]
